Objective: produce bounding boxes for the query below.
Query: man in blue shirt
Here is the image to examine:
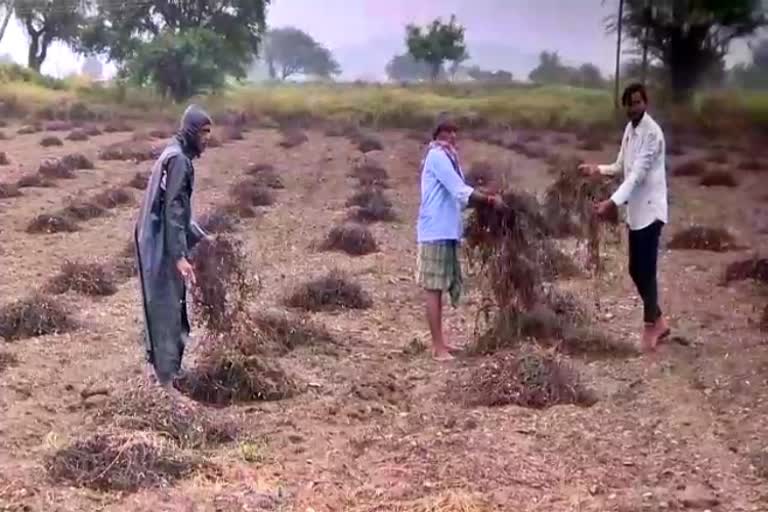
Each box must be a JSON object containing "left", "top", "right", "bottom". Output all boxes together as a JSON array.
[{"left": 417, "top": 115, "right": 505, "bottom": 361}]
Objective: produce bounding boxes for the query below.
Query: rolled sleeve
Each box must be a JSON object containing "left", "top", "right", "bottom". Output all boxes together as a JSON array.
[{"left": 427, "top": 149, "right": 474, "bottom": 207}]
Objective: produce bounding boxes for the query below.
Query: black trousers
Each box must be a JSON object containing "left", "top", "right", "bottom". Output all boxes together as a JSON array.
[{"left": 628, "top": 220, "right": 664, "bottom": 324}]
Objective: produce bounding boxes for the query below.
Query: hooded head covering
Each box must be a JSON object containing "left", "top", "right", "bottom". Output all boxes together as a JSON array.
[{"left": 178, "top": 104, "right": 212, "bottom": 158}]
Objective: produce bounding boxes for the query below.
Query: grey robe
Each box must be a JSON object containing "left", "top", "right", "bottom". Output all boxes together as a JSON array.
[{"left": 134, "top": 106, "right": 210, "bottom": 385}]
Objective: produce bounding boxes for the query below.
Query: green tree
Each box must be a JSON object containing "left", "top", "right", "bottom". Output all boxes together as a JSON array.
[
  {"left": 405, "top": 15, "right": 468, "bottom": 81},
  {"left": 263, "top": 27, "right": 340, "bottom": 80},
  {"left": 385, "top": 53, "right": 432, "bottom": 82},
  {"left": 15, "top": 0, "right": 84, "bottom": 71},
  {"left": 79, "top": 0, "right": 269, "bottom": 99},
  {"left": 609, "top": 0, "right": 766, "bottom": 102},
  {"left": 466, "top": 65, "right": 513, "bottom": 83},
  {"left": 528, "top": 51, "right": 571, "bottom": 84}
]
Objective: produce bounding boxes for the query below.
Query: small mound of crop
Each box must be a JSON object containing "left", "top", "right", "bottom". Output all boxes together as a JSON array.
[
  {"left": 221, "top": 125, "right": 244, "bottom": 142},
  {"left": 320, "top": 223, "right": 378, "bottom": 255},
  {"left": 346, "top": 187, "right": 392, "bottom": 209},
  {"left": 285, "top": 270, "right": 373, "bottom": 312},
  {"left": 0, "top": 351, "right": 18, "bottom": 374},
  {"left": 246, "top": 164, "right": 284, "bottom": 189},
  {"left": 17, "top": 124, "right": 40, "bottom": 135},
  {"left": 65, "top": 129, "right": 89, "bottom": 141},
  {"left": 104, "top": 120, "right": 134, "bottom": 133},
  {"left": 700, "top": 170, "right": 738, "bottom": 188},
  {"left": 16, "top": 173, "right": 53, "bottom": 188},
  {"left": 738, "top": 158, "right": 764, "bottom": 172},
  {"left": 349, "top": 163, "right": 389, "bottom": 185},
  {"left": 230, "top": 181, "right": 274, "bottom": 208},
  {"left": 706, "top": 151, "right": 728, "bottom": 164},
  {"left": 46, "top": 260, "right": 118, "bottom": 296},
  {"left": 0, "top": 294, "right": 76, "bottom": 341},
  {"left": 61, "top": 153, "right": 94, "bottom": 170},
  {"left": 0, "top": 183, "right": 22, "bottom": 199},
  {"left": 38, "top": 158, "right": 75, "bottom": 179},
  {"left": 250, "top": 310, "right": 335, "bottom": 354},
  {"left": 148, "top": 128, "right": 171, "bottom": 139},
  {"left": 355, "top": 133, "right": 384, "bottom": 153},
  {"left": 83, "top": 125, "right": 102, "bottom": 136},
  {"left": 0, "top": 151, "right": 8, "bottom": 165},
  {"left": 279, "top": 129, "right": 308, "bottom": 149},
  {"left": 99, "top": 140, "right": 157, "bottom": 162},
  {"left": 44, "top": 120, "right": 73, "bottom": 132},
  {"left": 96, "top": 382, "right": 239, "bottom": 449},
  {"left": 673, "top": 160, "right": 707, "bottom": 177},
  {"left": 722, "top": 257, "right": 768, "bottom": 285},
  {"left": 198, "top": 209, "right": 239, "bottom": 234},
  {"left": 46, "top": 431, "right": 203, "bottom": 493},
  {"left": 40, "top": 135, "right": 64, "bottom": 147},
  {"left": 62, "top": 200, "right": 107, "bottom": 221},
  {"left": 667, "top": 226, "right": 739, "bottom": 252},
  {"left": 460, "top": 351, "right": 596, "bottom": 408},
  {"left": 26, "top": 213, "right": 79, "bottom": 234},
  {"left": 464, "top": 161, "right": 496, "bottom": 188},
  {"left": 176, "top": 344, "right": 296, "bottom": 406},
  {"left": 127, "top": 172, "right": 148, "bottom": 190},
  {"left": 93, "top": 187, "right": 133, "bottom": 209}
]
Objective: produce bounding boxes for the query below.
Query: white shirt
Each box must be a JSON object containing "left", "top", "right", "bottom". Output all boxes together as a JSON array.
[{"left": 598, "top": 113, "right": 668, "bottom": 231}]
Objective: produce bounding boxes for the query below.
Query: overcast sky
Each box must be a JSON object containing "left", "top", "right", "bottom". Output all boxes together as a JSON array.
[{"left": 0, "top": 0, "right": 758, "bottom": 78}]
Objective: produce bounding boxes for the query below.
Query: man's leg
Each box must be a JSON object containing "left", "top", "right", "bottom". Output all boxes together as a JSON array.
[
  {"left": 634, "top": 221, "right": 667, "bottom": 350},
  {"left": 425, "top": 289, "right": 453, "bottom": 360},
  {"left": 628, "top": 228, "right": 655, "bottom": 348}
]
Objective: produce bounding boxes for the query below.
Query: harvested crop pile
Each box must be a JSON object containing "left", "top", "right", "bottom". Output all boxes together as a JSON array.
[
  {"left": 460, "top": 351, "right": 596, "bottom": 408},
  {"left": 62, "top": 200, "right": 106, "bottom": 221},
  {"left": 0, "top": 351, "right": 18, "bottom": 374},
  {"left": 190, "top": 237, "right": 257, "bottom": 334},
  {"left": 65, "top": 129, "right": 89, "bottom": 141},
  {"left": 250, "top": 310, "right": 335, "bottom": 354},
  {"left": 673, "top": 160, "right": 707, "bottom": 177},
  {"left": 96, "top": 382, "right": 238, "bottom": 449},
  {"left": 176, "top": 342, "right": 296, "bottom": 405},
  {"left": 346, "top": 187, "right": 392, "bottom": 209},
  {"left": 347, "top": 187, "right": 397, "bottom": 223},
  {"left": 46, "top": 260, "right": 118, "bottom": 296},
  {"left": 84, "top": 125, "right": 102, "bottom": 136},
  {"left": 279, "top": 129, "right": 308, "bottom": 149},
  {"left": 127, "top": 172, "right": 149, "bottom": 190},
  {"left": 0, "top": 183, "right": 22, "bottom": 199},
  {"left": 221, "top": 125, "right": 244, "bottom": 142},
  {"left": 46, "top": 431, "right": 204, "bottom": 493},
  {"left": 723, "top": 257, "right": 768, "bottom": 285},
  {"left": 99, "top": 140, "right": 157, "bottom": 162},
  {"left": 0, "top": 294, "right": 76, "bottom": 341},
  {"left": 61, "top": 153, "right": 94, "bottom": 170},
  {"left": 104, "top": 120, "right": 134, "bottom": 133},
  {"left": 506, "top": 140, "right": 549, "bottom": 160},
  {"left": 246, "top": 164, "right": 284, "bottom": 189},
  {"left": 285, "top": 270, "right": 373, "bottom": 312},
  {"left": 350, "top": 163, "right": 389, "bottom": 187},
  {"left": 39, "top": 158, "right": 75, "bottom": 179},
  {"left": 667, "top": 226, "right": 739, "bottom": 252},
  {"left": 17, "top": 124, "right": 40, "bottom": 135},
  {"left": 700, "top": 170, "right": 738, "bottom": 188},
  {"left": 16, "top": 173, "right": 53, "bottom": 188},
  {"left": 706, "top": 151, "right": 728, "bottom": 164},
  {"left": 44, "top": 120, "right": 73, "bottom": 132},
  {"left": 26, "top": 213, "right": 79, "bottom": 234},
  {"left": 465, "top": 161, "right": 497, "bottom": 188},
  {"left": 0, "top": 151, "right": 8, "bottom": 165},
  {"left": 576, "top": 136, "right": 604, "bottom": 151},
  {"left": 354, "top": 133, "right": 384, "bottom": 153},
  {"left": 148, "top": 128, "right": 171, "bottom": 139},
  {"left": 198, "top": 209, "right": 239, "bottom": 234},
  {"left": 40, "top": 135, "right": 63, "bottom": 147},
  {"left": 230, "top": 180, "right": 275, "bottom": 209},
  {"left": 738, "top": 158, "right": 764, "bottom": 172},
  {"left": 93, "top": 187, "right": 133, "bottom": 209},
  {"left": 320, "top": 223, "right": 378, "bottom": 255}
]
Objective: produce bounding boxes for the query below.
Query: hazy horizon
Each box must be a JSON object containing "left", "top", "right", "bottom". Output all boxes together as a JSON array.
[{"left": 0, "top": 0, "right": 759, "bottom": 80}]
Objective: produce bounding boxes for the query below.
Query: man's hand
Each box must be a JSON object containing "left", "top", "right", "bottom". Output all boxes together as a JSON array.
[
  {"left": 489, "top": 194, "right": 507, "bottom": 211},
  {"left": 176, "top": 257, "right": 196, "bottom": 286},
  {"left": 593, "top": 199, "right": 617, "bottom": 220},
  {"left": 578, "top": 163, "right": 600, "bottom": 177}
]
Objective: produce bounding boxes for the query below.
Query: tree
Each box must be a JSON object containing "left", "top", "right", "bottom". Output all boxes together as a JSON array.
[
  {"left": 731, "top": 38, "right": 768, "bottom": 88},
  {"left": 405, "top": 15, "right": 467, "bottom": 81},
  {"left": 263, "top": 27, "right": 340, "bottom": 80},
  {"left": 448, "top": 49, "right": 469, "bottom": 81},
  {"left": 466, "top": 65, "right": 513, "bottom": 83},
  {"left": 576, "top": 63, "right": 606, "bottom": 88},
  {"left": 529, "top": 51, "right": 571, "bottom": 84},
  {"left": 609, "top": 0, "right": 766, "bottom": 102},
  {"left": 79, "top": 0, "right": 269, "bottom": 99},
  {"left": 81, "top": 55, "right": 102, "bottom": 79},
  {"left": 385, "top": 53, "right": 432, "bottom": 82},
  {"left": 15, "top": 0, "right": 84, "bottom": 71},
  {"left": 0, "top": 0, "right": 13, "bottom": 45}
]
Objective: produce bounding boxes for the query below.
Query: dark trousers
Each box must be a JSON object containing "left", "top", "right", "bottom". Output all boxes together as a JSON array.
[{"left": 628, "top": 220, "right": 664, "bottom": 324}]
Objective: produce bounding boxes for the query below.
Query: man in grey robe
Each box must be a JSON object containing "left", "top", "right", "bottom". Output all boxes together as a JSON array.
[{"left": 134, "top": 104, "right": 213, "bottom": 398}]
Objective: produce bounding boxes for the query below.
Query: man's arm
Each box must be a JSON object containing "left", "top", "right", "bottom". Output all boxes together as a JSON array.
[
  {"left": 428, "top": 150, "right": 499, "bottom": 209},
  {"left": 596, "top": 128, "right": 627, "bottom": 176},
  {"left": 163, "top": 156, "right": 191, "bottom": 262},
  {"left": 187, "top": 220, "right": 208, "bottom": 248},
  {"left": 610, "top": 128, "right": 661, "bottom": 206}
]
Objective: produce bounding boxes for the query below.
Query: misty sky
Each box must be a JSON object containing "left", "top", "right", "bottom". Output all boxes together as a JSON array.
[{"left": 0, "top": 0, "right": 758, "bottom": 79}]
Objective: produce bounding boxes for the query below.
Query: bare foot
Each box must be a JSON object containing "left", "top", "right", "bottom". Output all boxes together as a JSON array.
[
  {"left": 432, "top": 348, "right": 455, "bottom": 362},
  {"left": 641, "top": 324, "right": 658, "bottom": 353},
  {"left": 655, "top": 317, "right": 671, "bottom": 342}
]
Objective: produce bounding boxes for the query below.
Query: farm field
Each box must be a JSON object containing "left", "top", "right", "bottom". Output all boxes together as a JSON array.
[{"left": 0, "top": 101, "right": 768, "bottom": 512}]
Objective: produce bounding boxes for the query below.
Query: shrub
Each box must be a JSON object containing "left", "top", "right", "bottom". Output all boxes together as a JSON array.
[
  {"left": 104, "top": 120, "right": 134, "bottom": 133},
  {"left": 44, "top": 120, "right": 73, "bottom": 132},
  {"left": 464, "top": 161, "right": 496, "bottom": 188},
  {"left": 355, "top": 133, "right": 384, "bottom": 153},
  {"left": 46, "top": 261, "right": 118, "bottom": 296},
  {"left": 251, "top": 310, "right": 335, "bottom": 354},
  {"left": 198, "top": 209, "right": 239, "bottom": 234},
  {"left": 61, "top": 153, "right": 94, "bottom": 170},
  {"left": 26, "top": 214, "right": 79, "bottom": 234},
  {"left": 40, "top": 135, "right": 64, "bottom": 147},
  {"left": 285, "top": 270, "right": 373, "bottom": 312},
  {"left": 230, "top": 181, "right": 274, "bottom": 208},
  {"left": 0, "top": 295, "right": 76, "bottom": 341},
  {"left": 278, "top": 130, "right": 308, "bottom": 149},
  {"left": 38, "top": 158, "right": 75, "bottom": 179},
  {"left": 737, "top": 159, "right": 764, "bottom": 173},
  {"left": 93, "top": 187, "right": 133, "bottom": 209},
  {"left": 99, "top": 141, "right": 158, "bottom": 162},
  {"left": 346, "top": 187, "right": 392, "bottom": 209},
  {"left": 320, "top": 223, "right": 378, "bottom": 256},
  {"left": 65, "top": 129, "right": 89, "bottom": 141},
  {"left": 61, "top": 201, "right": 107, "bottom": 221},
  {"left": 722, "top": 257, "right": 768, "bottom": 285}
]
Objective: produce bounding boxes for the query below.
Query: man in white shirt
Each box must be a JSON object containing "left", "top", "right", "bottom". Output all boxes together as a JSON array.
[{"left": 579, "top": 83, "right": 670, "bottom": 352}]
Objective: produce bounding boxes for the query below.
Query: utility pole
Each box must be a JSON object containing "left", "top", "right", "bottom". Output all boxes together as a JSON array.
[
  {"left": 614, "top": 0, "right": 625, "bottom": 110},
  {"left": 641, "top": 0, "right": 651, "bottom": 85}
]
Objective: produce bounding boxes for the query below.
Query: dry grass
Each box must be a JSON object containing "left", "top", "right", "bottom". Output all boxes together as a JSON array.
[
  {"left": 0, "top": 151, "right": 8, "bottom": 165},
  {"left": 17, "top": 124, "right": 40, "bottom": 135},
  {"left": 355, "top": 133, "right": 384, "bottom": 153},
  {"left": 350, "top": 162, "right": 390, "bottom": 188},
  {"left": 96, "top": 382, "right": 239, "bottom": 449},
  {"left": 26, "top": 213, "right": 79, "bottom": 234},
  {"left": 346, "top": 186, "right": 392, "bottom": 209},
  {"left": 46, "top": 431, "right": 205, "bottom": 493},
  {"left": 44, "top": 120, "right": 73, "bottom": 132},
  {"left": 127, "top": 172, "right": 149, "bottom": 190},
  {"left": 700, "top": 170, "right": 739, "bottom": 188},
  {"left": 198, "top": 208, "right": 239, "bottom": 234},
  {"left": 93, "top": 187, "right": 133, "bottom": 209},
  {"left": 83, "top": 125, "right": 102, "bottom": 136},
  {"left": 761, "top": 305, "right": 768, "bottom": 332},
  {"left": 0, "top": 183, "right": 22, "bottom": 199},
  {"left": 673, "top": 160, "right": 707, "bottom": 177},
  {"left": 40, "top": 135, "right": 63, "bottom": 147},
  {"left": 65, "top": 129, "right": 89, "bottom": 141},
  {"left": 459, "top": 351, "right": 596, "bottom": 408},
  {"left": 246, "top": 163, "right": 284, "bottom": 189},
  {"left": 221, "top": 125, "right": 244, "bottom": 142},
  {"left": 279, "top": 129, "right": 308, "bottom": 149},
  {"left": 16, "top": 173, "right": 54, "bottom": 188},
  {"left": 99, "top": 140, "right": 158, "bottom": 162},
  {"left": 61, "top": 152, "right": 94, "bottom": 170},
  {"left": 464, "top": 161, "right": 496, "bottom": 188},
  {"left": 722, "top": 257, "right": 768, "bottom": 285},
  {"left": 104, "top": 120, "right": 134, "bottom": 133},
  {"left": 251, "top": 310, "right": 336, "bottom": 354},
  {"left": 668, "top": 226, "right": 740, "bottom": 252},
  {"left": 230, "top": 180, "right": 275, "bottom": 209},
  {"left": 285, "top": 270, "right": 373, "bottom": 312},
  {"left": 391, "top": 491, "right": 493, "bottom": 512},
  {"left": 0, "top": 294, "right": 76, "bottom": 341},
  {"left": 320, "top": 223, "right": 379, "bottom": 256},
  {"left": 46, "top": 260, "right": 118, "bottom": 296},
  {"left": 61, "top": 200, "right": 107, "bottom": 221},
  {"left": 38, "top": 157, "right": 75, "bottom": 179},
  {"left": 0, "top": 351, "right": 18, "bottom": 374},
  {"left": 0, "top": 130, "right": 8, "bottom": 140},
  {"left": 576, "top": 135, "right": 604, "bottom": 151}
]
